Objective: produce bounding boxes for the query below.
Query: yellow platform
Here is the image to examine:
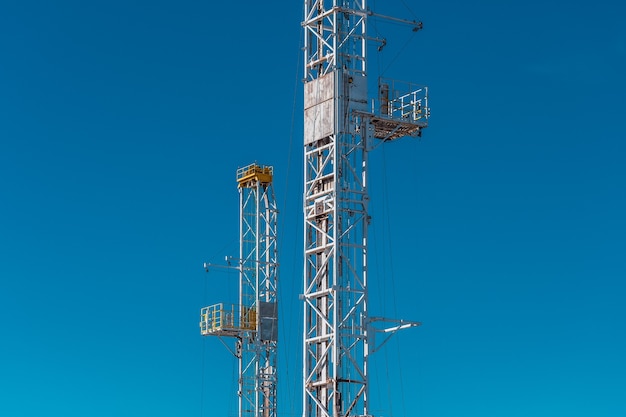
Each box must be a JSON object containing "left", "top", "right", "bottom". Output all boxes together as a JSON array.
[{"left": 236, "top": 163, "right": 273, "bottom": 187}]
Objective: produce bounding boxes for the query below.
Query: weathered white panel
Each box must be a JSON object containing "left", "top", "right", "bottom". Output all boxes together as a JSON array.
[
  {"left": 304, "top": 73, "right": 335, "bottom": 145},
  {"left": 304, "top": 100, "right": 334, "bottom": 145},
  {"left": 304, "top": 73, "right": 335, "bottom": 109}
]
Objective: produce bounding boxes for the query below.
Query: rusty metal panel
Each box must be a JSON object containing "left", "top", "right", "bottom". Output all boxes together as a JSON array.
[{"left": 304, "top": 73, "right": 335, "bottom": 145}]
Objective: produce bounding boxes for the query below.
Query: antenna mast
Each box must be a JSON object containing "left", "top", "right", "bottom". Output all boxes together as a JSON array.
[{"left": 302, "top": 2, "right": 429, "bottom": 416}]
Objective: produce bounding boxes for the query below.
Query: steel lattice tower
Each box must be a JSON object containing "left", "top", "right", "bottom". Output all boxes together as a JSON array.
[
  {"left": 302, "top": 2, "right": 429, "bottom": 417},
  {"left": 200, "top": 164, "right": 278, "bottom": 417}
]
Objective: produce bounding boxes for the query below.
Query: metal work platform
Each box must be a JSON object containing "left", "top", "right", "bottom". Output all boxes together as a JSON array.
[
  {"left": 199, "top": 303, "right": 256, "bottom": 337},
  {"left": 236, "top": 163, "right": 273, "bottom": 187},
  {"left": 369, "top": 78, "right": 429, "bottom": 141}
]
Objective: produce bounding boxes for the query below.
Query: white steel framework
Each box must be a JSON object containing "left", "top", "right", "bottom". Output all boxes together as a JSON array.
[
  {"left": 302, "top": 2, "right": 428, "bottom": 417},
  {"left": 200, "top": 163, "right": 278, "bottom": 417}
]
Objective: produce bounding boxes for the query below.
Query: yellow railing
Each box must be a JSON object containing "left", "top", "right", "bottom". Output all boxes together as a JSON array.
[
  {"left": 199, "top": 303, "right": 257, "bottom": 335},
  {"left": 236, "top": 163, "right": 273, "bottom": 187}
]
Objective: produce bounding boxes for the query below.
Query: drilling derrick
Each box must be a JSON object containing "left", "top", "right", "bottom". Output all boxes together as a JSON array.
[
  {"left": 200, "top": 163, "right": 278, "bottom": 417},
  {"left": 302, "top": 2, "right": 429, "bottom": 417}
]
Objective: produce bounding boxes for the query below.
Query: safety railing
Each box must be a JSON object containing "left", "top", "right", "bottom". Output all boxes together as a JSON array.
[
  {"left": 200, "top": 303, "right": 257, "bottom": 335},
  {"left": 236, "top": 163, "right": 273, "bottom": 186},
  {"left": 372, "top": 78, "right": 429, "bottom": 125}
]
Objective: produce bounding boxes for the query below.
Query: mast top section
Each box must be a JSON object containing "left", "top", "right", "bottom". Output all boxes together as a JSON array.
[{"left": 236, "top": 163, "right": 273, "bottom": 188}]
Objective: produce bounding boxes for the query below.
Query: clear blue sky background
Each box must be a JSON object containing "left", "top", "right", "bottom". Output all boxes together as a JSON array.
[{"left": 1, "top": 1, "right": 625, "bottom": 416}]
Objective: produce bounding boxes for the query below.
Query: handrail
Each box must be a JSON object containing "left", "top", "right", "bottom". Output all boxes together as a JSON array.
[
  {"left": 372, "top": 77, "right": 429, "bottom": 124},
  {"left": 200, "top": 303, "right": 257, "bottom": 335}
]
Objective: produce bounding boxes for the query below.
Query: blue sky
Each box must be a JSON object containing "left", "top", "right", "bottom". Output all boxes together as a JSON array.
[{"left": 1, "top": 1, "right": 625, "bottom": 416}]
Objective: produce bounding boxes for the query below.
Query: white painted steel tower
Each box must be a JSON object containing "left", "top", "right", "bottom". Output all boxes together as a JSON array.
[
  {"left": 302, "top": 2, "right": 429, "bottom": 417},
  {"left": 200, "top": 164, "right": 279, "bottom": 417}
]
